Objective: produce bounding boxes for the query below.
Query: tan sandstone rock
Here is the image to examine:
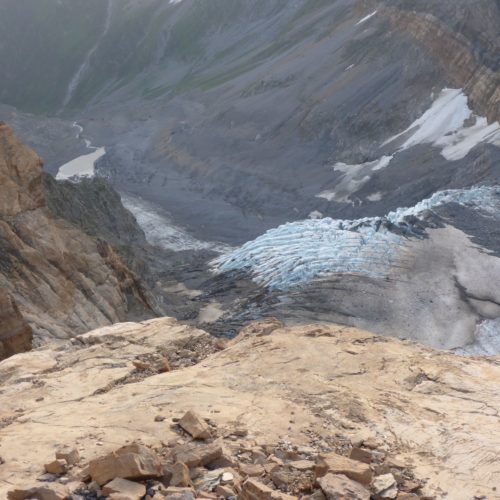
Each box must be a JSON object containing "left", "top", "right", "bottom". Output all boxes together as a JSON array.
[
  {"left": 315, "top": 453, "right": 372, "bottom": 485},
  {"left": 173, "top": 442, "right": 223, "bottom": 468},
  {"left": 44, "top": 459, "right": 67, "bottom": 475},
  {"left": 317, "top": 473, "right": 370, "bottom": 500},
  {"left": 170, "top": 462, "right": 193, "bottom": 487},
  {"left": 178, "top": 410, "right": 212, "bottom": 440},
  {"left": 102, "top": 477, "right": 147, "bottom": 499},
  {"left": 56, "top": 447, "right": 80, "bottom": 466},
  {"left": 89, "top": 443, "right": 162, "bottom": 485},
  {"left": 7, "top": 483, "right": 70, "bottom": 500},
  {"left": 240, "top": 478, "right": 297, "bottom": 500}
]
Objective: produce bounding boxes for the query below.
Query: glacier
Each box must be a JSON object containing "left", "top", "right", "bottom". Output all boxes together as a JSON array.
[{"left": 213, "top": 186, "right": 500, "bottom": 290}]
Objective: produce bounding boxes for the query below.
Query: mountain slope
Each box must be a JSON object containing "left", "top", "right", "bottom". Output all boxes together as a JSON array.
[{"left": 0, "top": 122, "right": 154, "bottom": 347}]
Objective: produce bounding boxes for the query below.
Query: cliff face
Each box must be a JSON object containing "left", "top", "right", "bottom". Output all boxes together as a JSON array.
[
  {"left": 0, "top": 290, "right": 32, "bottom": 361},
  {"left": 383, "top": 4, "right": 500, "bottom": 123},
  {"left": 0, "top": 123, "right": 154, "bottom": 350}
]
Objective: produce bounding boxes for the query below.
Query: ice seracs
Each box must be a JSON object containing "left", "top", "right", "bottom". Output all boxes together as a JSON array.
[{"left": 213, "top": 186, "right": 500, "bottom": 290}]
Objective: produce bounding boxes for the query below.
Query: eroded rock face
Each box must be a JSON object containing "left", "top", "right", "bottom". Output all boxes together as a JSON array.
[
  {"left": 0, "top": 290, "right": 32, "bottom": 361},
  {"left": 0, "top": 121, "right": 44, "bottom": 216},
  {"left": 383, "top": 4, "right": 500, "bottom": 123},
  {"left": 0, "top": 123, "right": 154, "bottom": 349}
]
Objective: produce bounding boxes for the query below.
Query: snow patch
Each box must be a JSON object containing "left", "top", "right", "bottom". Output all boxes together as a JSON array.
[
  {"left": 383, "top": 88, "right": 500, "bottom": 160},
  {"left": 317, "top": 156, "right": 393, "bottom": 203},
  {"left": 56, "top": 122, "right": 105, "bottom": 181},
  {"left": 56, "top": 147, "right": 106, "bottom": 181},
  {"left": 121, "top": 194, "right": 231, "bottom": 253},
  {"left": 317, "top": 89, "right": 500, "bottom": 203}
]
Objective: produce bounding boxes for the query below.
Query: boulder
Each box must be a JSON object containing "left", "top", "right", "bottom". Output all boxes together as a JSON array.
[
  {"left": 315, "top": 452, "right": 372, "bottom": 485},
  {"left": 173, "top": 442, "right": 222, "bottom": 468},
  {"left": 178, "top": 411, "right": 212, "bottom": 440},
  {"left": 240, "top": 478, "right": 297, "bottom": 499},
  {"left": 317, "top": 474, "right": 370, "bottom": 500},
  {"left": 102, "top": 478, "right": 147, "bottom": 499},
  {"left": 7, "top": 483, "right": 70, "bottom": 500},
  {"left": 89, "top": 443, "right": 162, "bottom": 485}
]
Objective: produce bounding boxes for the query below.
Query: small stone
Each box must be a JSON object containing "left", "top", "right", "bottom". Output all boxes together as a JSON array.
[
  {"left": 37, "top": 473, "right": 58, "bottom": 482},
  {"left": 44, "top": 459, "right": 67, "bottom": 475},
  {"left": 385, "top": 457, "right": 406, "bottom": 469},
  {"left": 239, "top": 478, "right": 296, "bottom": 499},
  {"left": 216, "top": 484, "right": 236, "bottom": 498},
  {"left": 158, "top": 357, "right": 171, "bottom": 373},
  {"left": 102, "top": 478, "right": 147, "bottom": 499},
  {"left": 171, "top": 462, "right": 193, "bottom": 487},
  {"left": 56, "top": 447, "right": 80, "bottom": 466},
  {"left": 318, "top": 474, "right": 370, "bottom": 500},
  {"left": 372, "top": 473, "right": 398, "bottom": 499},
  {"left": 164, "top": 486, "right": 196, "bottom": 500},
  {"left": 7, "top": 483, "right": 70, "bottom": 500},
  {"left": 155, "top": 415, "right": 166, "bottom": 422},
  {"left": 239, "top": 463, "right": 265, "bottom": 477},
  {"left": 349, "top": 448, "right": 373, "bottom": 465},
  {"left": 397, "top": 495, "right": 419, "bottom": 500},
  {"left": 289, "top": 460, "right": 315, "bottom": 471},
  {"left": 221, "top": 471, "right": 234, "bottom": 484},
  {"left": 133, "top": 360, "right": 152, "bottom": 371},
  {"left": 173, "top": 442, "right": 223, "bottom": 468},
  {"left": 301, "top": 491, "right": 326, "bottom": 500},
  {"left": 315, "top": 452, "right": 372, "bottom": 485},
  {"left": 178, "top": 411, "right": 212, "bottom": 440}
]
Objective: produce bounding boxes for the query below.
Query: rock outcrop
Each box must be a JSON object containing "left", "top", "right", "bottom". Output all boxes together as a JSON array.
[
  {"left": 0, "top": 290, "right": 32, "bottom": 361},
  {"left": 383, "top": 4, "right": 500, "bottom": 123},
  {"left": 0, "top": 318, "right": 499, "bottom": 498},
  {"left": 0, "top": 122, "right": 154, "bottom": 349}
]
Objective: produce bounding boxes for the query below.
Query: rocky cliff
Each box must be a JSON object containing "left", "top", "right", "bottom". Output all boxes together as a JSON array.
[
  {"left": 0, "top": 318, "right": 498, "bottom": 498},
  {"left": 384, "top": 3, "right": 500, "bottom": 123},
  {"left": 0, "top": 122, "right": 154, "bottom": 352}
]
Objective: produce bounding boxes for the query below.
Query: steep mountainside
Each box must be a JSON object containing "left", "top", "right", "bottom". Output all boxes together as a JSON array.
[
  {"left": 0, "top": 123, "right": 154, "bottom": 350},
  {"left": 0, "top": 0, "right": 499, "bottom": 354}
]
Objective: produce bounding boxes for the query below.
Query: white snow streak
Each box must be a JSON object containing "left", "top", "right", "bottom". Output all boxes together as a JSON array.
[
  {"left": 121, "top": 194, "right": 231, "bottom": 253},
  {"left": 356, "top": 10, "right": 378, "bottom": 25}
]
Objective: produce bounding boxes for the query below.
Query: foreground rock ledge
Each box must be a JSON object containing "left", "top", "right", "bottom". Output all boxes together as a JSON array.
[{"left": 0, "top": 317, "right": 499, "bottom": 498}]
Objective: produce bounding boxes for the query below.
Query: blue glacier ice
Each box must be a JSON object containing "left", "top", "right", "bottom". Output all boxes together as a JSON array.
[{"left": 212, "top": 186, "right": 500, "bottom": 289}]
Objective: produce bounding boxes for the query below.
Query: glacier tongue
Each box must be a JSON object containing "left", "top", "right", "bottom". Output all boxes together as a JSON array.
[{"left": 213, "top": 186, "right": 500, "bottom": 290}]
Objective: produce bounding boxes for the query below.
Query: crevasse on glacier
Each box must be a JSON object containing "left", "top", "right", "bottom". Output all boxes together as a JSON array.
[{"left": 212, "top": 186, "right": 500, "bottom": 290}]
